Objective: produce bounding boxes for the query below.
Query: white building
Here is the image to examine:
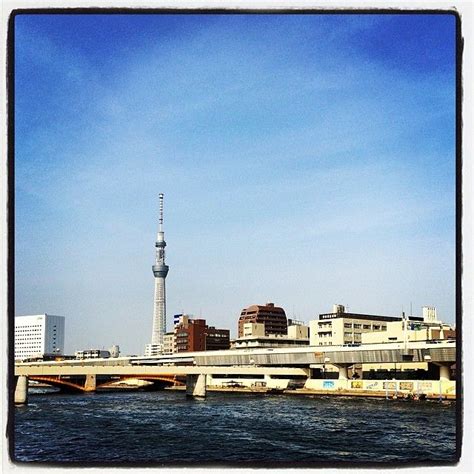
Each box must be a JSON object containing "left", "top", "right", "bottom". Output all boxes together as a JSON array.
[
  {"left": 233, "top": 322, "right": 309, "bottom": 349},
  {"left": 308, "top": 304, "right": 428, "bottom": 346},
  {"left": 144, "top": 343, "right": 162, "bottom": 357},
  {"left": 15, "top": 314, "right": 65, "bottom": 360},
  {"left": 162, "top": 332, "right": 175, "bottom": 355},
  {"left": 109, "top": 344, "right": 120, "bottom": 358},
  {"left": 287, "top": 323, "right": 310, "bottom": 340},
  {"left": 361, "top": 319, "right": 455, "bottom": 345}
]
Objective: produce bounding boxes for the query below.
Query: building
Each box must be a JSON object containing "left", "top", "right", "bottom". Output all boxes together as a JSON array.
[
  {"left": 15, "top": 314, "right": 65, "bottom": 361},
  {"left": 361, "top": 308, "right": 455, "bottom": 344},
  {"left": 205, "top": 326, "right": 231, "bottom": 351},
  {"left": 174, "top": 315, "right": 230, "bottom": 353},
  {"left": 359, "top": 308, "right": 455, "bottom": 377},
  {"left": 162, "top": 332, "right": 175, "bottom": 355},
  {"left": 75, "top": 349, "right": 110, "bottom": 359},
  {"left": 242, "top": 322, "right": 266, "bottom": 338},
  {"left": 287, "top": 320, "right": 310, "bottom": 340},
  {"left": 422, "top": 305, "right": 439, "bottom": 323},
  {"left": 109, "top": 345, "right": 120, "bottom": 358},
  {"left": 238, "top": 302, "right": 287, "bottom": 338},
  {"left": 148, "top": 193, "right": 169, "bottom": 354},
  {"left": 309, "top": 304, "right": 423, "bottom": 346},
  {"left": 233, "top": 321, "right": 309, "bottom": 349},
  {"left": 361, "top": 319, "right": 455, "bottom": 344}
]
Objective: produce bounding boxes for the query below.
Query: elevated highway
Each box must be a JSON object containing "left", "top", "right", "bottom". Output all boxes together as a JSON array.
[{"left": 14, "top": 340, "right": 456, "bottom": 401}]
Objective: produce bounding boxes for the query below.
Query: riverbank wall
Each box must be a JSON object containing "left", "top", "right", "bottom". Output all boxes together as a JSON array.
[{"left": 172, "top": 376, "right": 456, "bottom": 401}]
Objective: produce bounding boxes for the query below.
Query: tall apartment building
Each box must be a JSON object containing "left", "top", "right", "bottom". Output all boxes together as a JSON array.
[
  {"left": 15, "top": 314, "right": 65, "bottom": 360},
  {"left": 174, "top": 315, "right": 230, "bottom": 353},
  {"left": 238, "top": 302, "right": 287, "bottom": 338},
  {"left": 309, "top": 304, "right": 423, "bottom": 346}
]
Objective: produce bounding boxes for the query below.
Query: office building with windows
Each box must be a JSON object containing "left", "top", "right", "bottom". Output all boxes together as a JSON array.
[
  {"left": 309, "top": 304, "right": 423, "bottom": 346},
  {"left": 174, "top": 315, "right": 230, "bottom": 353},
  {"left": 15, "top": 314, "right": 65, "bottom": 360}
]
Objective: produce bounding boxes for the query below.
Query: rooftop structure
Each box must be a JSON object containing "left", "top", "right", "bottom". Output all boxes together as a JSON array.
[{"left": 75, "top": 349, "right": 110, "bottom": 360}]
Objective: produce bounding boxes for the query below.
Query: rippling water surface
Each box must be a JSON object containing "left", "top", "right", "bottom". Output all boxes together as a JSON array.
[{"left": 14, "top": 390, "right": 457, "bottom": 465}]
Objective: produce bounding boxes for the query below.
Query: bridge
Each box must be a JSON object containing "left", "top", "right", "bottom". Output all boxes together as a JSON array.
[{"left": 14, "top": 340, "right": 456, "bottom": 402}]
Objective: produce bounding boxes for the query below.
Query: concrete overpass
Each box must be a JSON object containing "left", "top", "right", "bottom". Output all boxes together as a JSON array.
[{"left": 14, "top": 340, "right": 456, "bottom": 402}]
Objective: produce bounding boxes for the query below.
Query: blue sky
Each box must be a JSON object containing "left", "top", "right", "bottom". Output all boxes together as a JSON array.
[{"left": 14, "top": 13, "right": 457, "bottom": 355}]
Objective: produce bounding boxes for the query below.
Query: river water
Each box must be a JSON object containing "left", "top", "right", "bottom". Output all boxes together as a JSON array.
[{"left": 13, "top": 390, "right": 458, "bottom": 465}]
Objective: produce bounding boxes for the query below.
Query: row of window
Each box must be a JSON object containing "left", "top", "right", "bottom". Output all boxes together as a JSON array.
[{"left": 343, "top": 323, "right": 386, "bottom": 330}]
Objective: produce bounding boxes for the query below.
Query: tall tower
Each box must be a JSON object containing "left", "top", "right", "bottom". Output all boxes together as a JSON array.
[{"left": 151, "top": 193, "right": 169, "bottom": 350}]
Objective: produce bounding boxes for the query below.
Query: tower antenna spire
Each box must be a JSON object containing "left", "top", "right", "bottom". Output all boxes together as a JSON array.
[{"left": 159, "top": 193, "right": 164, "bottom": 231}]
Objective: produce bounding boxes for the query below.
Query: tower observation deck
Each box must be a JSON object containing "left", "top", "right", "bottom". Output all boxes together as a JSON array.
[{"left": 150, "top": 193, "right": 169, "bottom": 352}]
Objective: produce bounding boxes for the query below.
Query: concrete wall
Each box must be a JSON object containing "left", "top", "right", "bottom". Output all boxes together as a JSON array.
[{"left": 304, "top": 378, "right": 456, "bottom": 397}]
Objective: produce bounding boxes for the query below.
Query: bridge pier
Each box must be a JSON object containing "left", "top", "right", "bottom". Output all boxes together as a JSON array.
[
  {"left": 438, "top": 364, "right": 451, "bottom": 381},
  {"left": 15, "top": 376, "right": 28, "bottom": 405},
  {"left": 84, "top": 374, "right": 97, "bottom": 392},
  {"left": 334, "top": 364, "right": 350, "bottom": 380},
  {"left": 186, "top": 374, "right": 206, "bottom": 398}
]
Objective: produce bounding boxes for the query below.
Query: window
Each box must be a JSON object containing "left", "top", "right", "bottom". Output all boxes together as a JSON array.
[
  {"left": 353, "top": 324, "right": 361, "bottom": 329},
  {"left": 344, "top": 323, "right": 352, "bottom": 328}
]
